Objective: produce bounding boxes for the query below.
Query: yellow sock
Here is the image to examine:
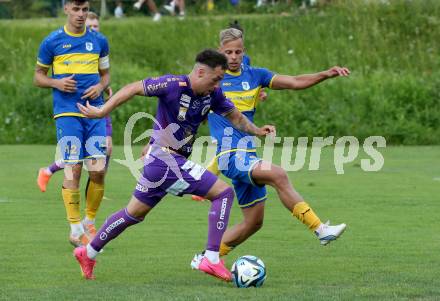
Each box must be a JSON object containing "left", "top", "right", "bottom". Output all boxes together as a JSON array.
[
  {"left": 206, "top": 156, "right": 220, "bottom": 176},
  {"left": 219, "top": 242, "right": 234, "bottom": 256},
  {"left": 62, "top": 188, "right": 81, "bottom": 224},
  {"left": 85, "top": 180, "right": 105, "bottom": 220},
  {"left": 292, "top": 201, "right": 321, "bottom": 231}
]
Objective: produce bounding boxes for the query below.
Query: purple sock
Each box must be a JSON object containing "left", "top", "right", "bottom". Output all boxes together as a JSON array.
[
  {"left": 48, "top": 160, "right": 64, "bottom": 174},
  {"left": 90, "top": 208, "right": 143, "bottom": 252},
  {"left": 206, "top": 187, "right": 234, "bottom": 252}
]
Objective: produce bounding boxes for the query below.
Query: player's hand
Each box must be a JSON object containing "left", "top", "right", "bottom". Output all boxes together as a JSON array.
[
  {"left": 105, "top": 86, "right": 113, "bottom": 101},
  {"left": 326, "top": 66, "right": 350, "bottom": 78},
  {"left": 258, "top": 89, "right": 268, "bottom": 102},
  {"left": 81, "top": 83, "right": 104, "bottom": 100},
  {"left": 256, "top": 125, "right": 276, "bottom": 137},
  {"left": 77, "top": 101, "right": 104, "bottom": 118},
  {"left": 56, "top": 74, "right": 77, "bottom": 93}
]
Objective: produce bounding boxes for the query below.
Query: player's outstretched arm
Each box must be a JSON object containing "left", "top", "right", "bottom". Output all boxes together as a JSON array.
[
  {"left": 77, "top": 80, "right": 145, "bottom": 118},
  {"left": 225, "top": 108, "right": 276, "bottom": 137},
  {"left": 271, "top": 66, "right": 350, "bottom": 90}
]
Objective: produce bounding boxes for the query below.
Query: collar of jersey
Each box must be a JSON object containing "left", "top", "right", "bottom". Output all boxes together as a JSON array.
[
  {"left": 226, "top": 69, "right": 242, "bottom": 76},
  {"left": 64, "top": 25, "right": 87, "bottom": 37}
]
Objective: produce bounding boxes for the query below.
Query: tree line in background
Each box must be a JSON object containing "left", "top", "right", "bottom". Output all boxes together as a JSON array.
[
  {"left": 0, "top": 0, "right": 318, "bottom": 19},
  {"left": 0, "top": 0, "right": 438, "bottom": 145}
]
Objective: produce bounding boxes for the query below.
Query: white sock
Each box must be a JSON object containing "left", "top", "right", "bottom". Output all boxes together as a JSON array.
[
  {"left": 204, "top": 250, "right": 219, "bottom": 264},
  {"left": 82, "top": 217, "right": 95, "bottom": 225},
  {"left": 70, "top": 223, "right": 84, "bottom": 238},
  {"left": 86, "top": 243, "right": 99, "bottom": 259},
  {"left": 45, "top": 168, "right": 53, "bottom": 175},
  {"left": 315, "top": 223, "right": 325, "bottom": 235}
]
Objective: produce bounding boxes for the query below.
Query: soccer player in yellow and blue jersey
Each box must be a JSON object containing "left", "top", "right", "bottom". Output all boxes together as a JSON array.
[
  {"left": 33, "top": 0, "right": 110, "bottom": 247},
  {"left": 191, "top": 27, "right": 350, "bottom": 268}
]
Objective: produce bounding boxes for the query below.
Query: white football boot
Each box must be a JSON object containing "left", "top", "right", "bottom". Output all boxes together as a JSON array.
[
  {"left": 315, "top": 221, "right": 346, "bottom": 246},
  {"left": 190, "top": 253, "right": 204, "bottom": 270}
]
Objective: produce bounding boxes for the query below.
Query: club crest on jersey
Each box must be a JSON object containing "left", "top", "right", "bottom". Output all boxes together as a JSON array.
[
  {"left": 85, "top": 42, "right": 93, "bottom": 51},
  {"left": 242, "top": 81, "right": 250, "bottom": 90},
  {"left": 191, "top": 99, "right": 201, "bottom": 109}
]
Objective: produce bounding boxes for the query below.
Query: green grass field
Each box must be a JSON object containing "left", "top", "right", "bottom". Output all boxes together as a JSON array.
[{"left": 0, "top": 145, "right": 439, "bottom": 300}]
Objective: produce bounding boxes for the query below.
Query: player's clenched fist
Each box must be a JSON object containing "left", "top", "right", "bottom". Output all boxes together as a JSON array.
[{"left": 257, "top": 125, "right": 276, "bottom": 137}]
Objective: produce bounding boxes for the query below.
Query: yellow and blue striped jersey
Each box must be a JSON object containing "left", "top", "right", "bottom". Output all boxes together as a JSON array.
[
  {"left": 208, "top": 64, "right": 275, "bottom": 153},
  {"left": 37, "top": 26, "right": 109, "bottom": 118}
]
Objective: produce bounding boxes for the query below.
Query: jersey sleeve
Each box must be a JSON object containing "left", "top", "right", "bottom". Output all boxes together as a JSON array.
[
  {"left": 99, "top": 35, "right": 110, "bottom": 58},
  {"left": 211, "top": 88, "right": 235, "bottom": 116},
  {"left": 37, "top": 37, "right": 53, "bottom": 68},
  {"left": 98, "top": 34, "right": 110, "bottom": 70},
  {"left": 142, "top": 75, "right": 173, "bottom": 98},
  {"left": 254, "top": 67, "right": 275, "bottom": 88}
]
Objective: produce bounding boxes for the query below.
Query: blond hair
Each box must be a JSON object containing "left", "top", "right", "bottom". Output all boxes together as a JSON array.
[
  {"left": 219, "top": 28, "right": 243, "bottom": 46},
  {"left": 87, "top": 11, "right": 99, "bottom": 20}
]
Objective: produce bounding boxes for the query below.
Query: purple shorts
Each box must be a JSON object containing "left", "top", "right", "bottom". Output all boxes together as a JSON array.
[{"left": 133, "top": 146, "right": 218, "bottom": 208}]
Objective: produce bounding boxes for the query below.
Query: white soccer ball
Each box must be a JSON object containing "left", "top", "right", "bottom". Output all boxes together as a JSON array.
[{"left": 231, "top": 255, "right": 266, "bottom": 288}]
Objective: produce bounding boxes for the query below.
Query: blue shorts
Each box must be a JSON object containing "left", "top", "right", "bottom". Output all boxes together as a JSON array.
[
  {"left": 219, "top": 150, "right": 266, "bottom": 208},
  {"left": 55, "top": 116, "right": 106, "bottom": 164}
]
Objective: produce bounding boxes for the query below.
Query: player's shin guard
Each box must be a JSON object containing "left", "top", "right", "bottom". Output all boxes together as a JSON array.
[
  {"left": 62, "top": 188, "right": 81, "bottom": 224},
  {"left": 89, "top": 208, "right": 142, "bottom": 254},
  {"left": 292, "top": 201, "right": 321, "bottom": 231},
  {"left": 206, "top": 187, "right": 234, "bottom": 252},
  {"left": 85, "top": 179, "right": 104, "bottom": 220}
]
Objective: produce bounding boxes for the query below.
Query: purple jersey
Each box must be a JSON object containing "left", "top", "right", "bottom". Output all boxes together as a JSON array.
[{"left": 142, "top": 74, "right": 235, "bottom": 157}]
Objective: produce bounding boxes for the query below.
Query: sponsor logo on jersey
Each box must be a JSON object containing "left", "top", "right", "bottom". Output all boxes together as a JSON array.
[
  {"left": 62, "top": 44, "right": 72, "bottom": 49},
  {"left": 147, "top": 82, "right": 168, "bottom": 93},
  {"left": 201, "top": 104, "right": 211, "bottom": 115}
]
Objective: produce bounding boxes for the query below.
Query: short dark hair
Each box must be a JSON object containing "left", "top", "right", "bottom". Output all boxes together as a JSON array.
[{"left": 195, "top": 49, "right": 228, "bottom": 70}]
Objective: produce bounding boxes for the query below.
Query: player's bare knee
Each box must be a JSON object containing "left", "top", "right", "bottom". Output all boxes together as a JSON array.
[
  {"left": 244, "top": 218, "right": 263, "bottom": 233},
  {"left": 88, "top": 170, "right": 105, "bottom": 184},
  {"left": 271, "top": 167, "right": 289, "bottom": 188}
]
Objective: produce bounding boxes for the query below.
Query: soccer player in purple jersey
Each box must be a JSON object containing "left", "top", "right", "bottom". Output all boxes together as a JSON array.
[{"left": 73, "top": 49, "right": 275, "bottom": 282}]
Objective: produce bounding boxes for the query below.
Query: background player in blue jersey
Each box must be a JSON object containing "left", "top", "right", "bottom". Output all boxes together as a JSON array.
[
  {"left": 191, "top": 28, "right": 350, "bottom": 267},
  {"left": 72, "top": 49, "right": 275, "bottom": 281},
  {"left": 37, "top": 12, "right": 113, "bottom": 195},
  {"left": 33, "top": 0, "right": 110, "bottom": 248}
]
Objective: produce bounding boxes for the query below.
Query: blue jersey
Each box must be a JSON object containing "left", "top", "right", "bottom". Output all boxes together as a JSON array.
[
  {"left": 37, "top": 26, "right": 109, "bottom": 118},
  {"left": 208, "top": 65, "right": 275, "bottom": 153}
]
